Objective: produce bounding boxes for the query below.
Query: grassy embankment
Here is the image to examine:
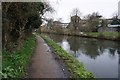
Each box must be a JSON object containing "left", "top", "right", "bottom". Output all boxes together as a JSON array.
[
  {"left": 2, "top": 35, "right": 35, "bottom": 78},
  {"left": 42, "top": 29, "right": 120, "bottom": 41},
  {"left": 41, "top": 34, "right": 94, "bottom": 78},
  {"left": 84, "top": 32, "right": 120, "bottom": 40}
]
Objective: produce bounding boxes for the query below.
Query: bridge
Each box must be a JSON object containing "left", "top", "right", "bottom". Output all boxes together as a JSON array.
[
  {"left": 41, "top": 18, "right": 69, "bottom": 28},
  {"left": 60, "top": 23, "right": 69, "bottom": 28}
]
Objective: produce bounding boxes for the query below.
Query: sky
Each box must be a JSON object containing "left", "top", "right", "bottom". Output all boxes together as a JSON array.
[{"left": 45, "top": 0, "right": 120, "bottom": 23}]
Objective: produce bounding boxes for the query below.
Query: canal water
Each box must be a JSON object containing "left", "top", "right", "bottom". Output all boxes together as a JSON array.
[{"left": 45, "top": 33, "right": 120, "bottom": 78}]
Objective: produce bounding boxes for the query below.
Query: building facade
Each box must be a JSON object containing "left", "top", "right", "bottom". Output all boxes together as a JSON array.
[{"left": 68, "top": 15, "right": 83, "bottom": 31}]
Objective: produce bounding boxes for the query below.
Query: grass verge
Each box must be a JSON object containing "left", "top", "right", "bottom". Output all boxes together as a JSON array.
[
  {"left": 2, "top": 35, "right": 35, "bottom": 78},
  {"left": 41, "top": 34, "right": 95, "bottom": 78},
  {"left": 42, "top": 30, "right": 120, "bottom": 41},
  {"left": 86, "top": 32, "right": 119, "bottom": 40}
]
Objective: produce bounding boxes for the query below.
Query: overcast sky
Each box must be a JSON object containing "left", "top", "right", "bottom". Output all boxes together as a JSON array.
[{"left": 45, "top": 0, "right": 120, "bottom": 23}]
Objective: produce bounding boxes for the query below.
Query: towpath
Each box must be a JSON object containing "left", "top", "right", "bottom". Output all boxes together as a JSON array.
[{"left": 27, "top": 35, "right": 70, "bottom": 78}]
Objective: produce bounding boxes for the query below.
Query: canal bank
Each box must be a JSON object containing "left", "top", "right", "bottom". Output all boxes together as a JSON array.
[
  {"left": 41, "top": 31, "right": 120, "bottom": 41},
  {"left": 44, "top": 33, "right": 120, "bottom": 78},
  {"left": 40, "top": 34, "right": 94, "bottom": 78}
]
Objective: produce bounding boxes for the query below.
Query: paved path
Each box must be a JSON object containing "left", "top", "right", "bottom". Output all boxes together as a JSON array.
[{"left": 27, "top": 35, "right": 69, "bottom": 78}]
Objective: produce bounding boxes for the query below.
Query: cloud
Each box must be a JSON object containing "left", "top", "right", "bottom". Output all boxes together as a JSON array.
[{"left": 48, "top": 0, "right": 120, "bottom": 22}]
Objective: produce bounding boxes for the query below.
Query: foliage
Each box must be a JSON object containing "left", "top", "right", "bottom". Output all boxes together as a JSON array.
[
  {"left": 2, "top": 2, "right": 53, "bottom": 51},
  {"left": 84, "top": 12, "right": 102, "bottom": 32},
  {"left": 2, "top": 35, "right": 35, "bottom": 78},
  {"left": 101, "top": 19, "right": 108, "bottom": 27},
  {"left": 111, "top": 19, "right": 120, "bottom": 25},
  {"left": 41, "top": 34, "right": 95, "bottom": 78}
]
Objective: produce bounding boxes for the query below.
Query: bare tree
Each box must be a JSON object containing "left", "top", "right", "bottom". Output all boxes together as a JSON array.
[
  {"left": 68, "top": 8, "right": 82, "bottom": 30},
  {"left": 71, "top": 8, "right": 82, "bottom": 17},
  {"left": 112, "top": 11, "right": 118, "bottom": 19}
]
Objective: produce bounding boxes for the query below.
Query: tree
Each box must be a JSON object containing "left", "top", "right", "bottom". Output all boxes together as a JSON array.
[
  {"left": 84, "top": 12, "right": 102, "bottom": 32},
  {"left": 111, "top": 12, "right": 120, "bottom": 32},
  {"left": 111, "top": 13, "right": 120, "bottom": 25},
  {"left": 71, "top": 8, "right": 82, "bottom": 17},
  {"left": 2, "top": 2, "right": 53, "bottom": 51},
  {"left": 101, "top": 19, "right": 108, "bottom": 27},
  {"left": 47, "top": 19, "right": 54, "bottom": 29},
  {"left": 69, "top": 8, "right": 82, "bottom": 30}
]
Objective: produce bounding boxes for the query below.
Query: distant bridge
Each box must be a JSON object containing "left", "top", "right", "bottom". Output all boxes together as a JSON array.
[{"left": 60, "top": 23, "right": 69, "bottom": 28}]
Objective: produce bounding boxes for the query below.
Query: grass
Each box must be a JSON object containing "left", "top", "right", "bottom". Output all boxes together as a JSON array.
[
  {"left": 42, "top": 29, "right": 120, "bottom": 41},
  {"left": 41, "top": 34, "right": 95, "bottom": 78},
  {"left": 2, "top": 35, "right": 35, "bottom": 78},
  {"left": 85, "top": 32, "right": 119, "bottom": 40}
]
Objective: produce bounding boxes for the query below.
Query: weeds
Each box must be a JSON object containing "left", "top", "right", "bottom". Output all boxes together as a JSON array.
[
  {"left": 41, "top": 34, "right": 95, "bottom": 78},
  {"left": 2, "top": 35, "right": 35, "bottom": 78}
]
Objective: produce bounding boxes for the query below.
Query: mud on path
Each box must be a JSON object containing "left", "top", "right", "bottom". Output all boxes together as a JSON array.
[{"left": 27, "top": 35, "right": 70, "bottom": 78}]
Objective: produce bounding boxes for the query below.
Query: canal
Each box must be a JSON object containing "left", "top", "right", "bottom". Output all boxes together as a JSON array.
[{"left": 45, "top": 33, "right": 120, "bottom": 78}]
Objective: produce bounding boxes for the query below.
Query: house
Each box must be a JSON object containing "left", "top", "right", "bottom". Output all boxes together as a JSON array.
[
  {"left": 52, "top": 21, "right": 62, "bottom": 30},
  {"left": 68, "top": 15, "right": 83, "bottom": 31}
]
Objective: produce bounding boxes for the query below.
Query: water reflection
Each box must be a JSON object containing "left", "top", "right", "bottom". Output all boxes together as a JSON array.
[
  {"left": 118, "top": 51, "right": 120, "bottom": 79},
  {"left": 60, "top": 39, "right": 70, "bottom": 53},
  {"left": 67, "top": 36, "right": 101, "bottom": 59},
  {"left": 45, "top": 34, "right": 120, "bottom": 78}
]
